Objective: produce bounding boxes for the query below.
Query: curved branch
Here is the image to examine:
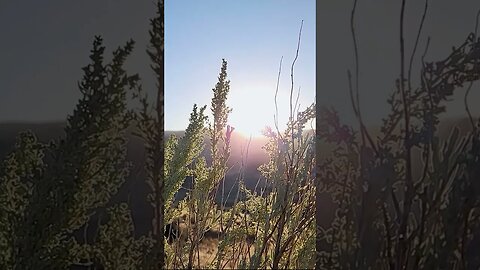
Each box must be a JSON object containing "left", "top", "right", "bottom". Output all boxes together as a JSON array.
[
  {"left": 407, "top": 0, "right": 429, "bottom": 92},
  {"left": 464, "top": 8, "right": 480, "bottom": 130}
]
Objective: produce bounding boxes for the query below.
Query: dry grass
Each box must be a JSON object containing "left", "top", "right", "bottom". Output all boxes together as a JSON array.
[{"left": 167, "top": 213, "right": 257, "bottom": 269}]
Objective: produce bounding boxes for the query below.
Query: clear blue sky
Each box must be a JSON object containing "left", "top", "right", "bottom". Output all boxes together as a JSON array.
[{"left": 165, "top": 0, "right": 315, "bottom": 136}]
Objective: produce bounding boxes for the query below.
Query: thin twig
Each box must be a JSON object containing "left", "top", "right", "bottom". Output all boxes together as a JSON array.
[
  {"left": 350, "top": 0, "right": 365, "bottom": 147},
  {"left": 408, "top": 0, "right": 429, "bottom": 92},
  {"left": 465, "top": 9, "right": 480, "bottom": 130},
  {"left": 397, "top": 0, "right": 414, "bottom": 269},
  {"left": 274, "top": 56, "right": 284, "bottom": 139},
  {"left": 349, "top": 0, "right": 379, "bottom": 156}
]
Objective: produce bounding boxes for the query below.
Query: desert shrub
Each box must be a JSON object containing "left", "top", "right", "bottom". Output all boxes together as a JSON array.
[
  {"left": 0, "top": 35, "right": 154, "bottom": 269},
  {"left": 316, "top": 2, "right": 480, "bottom": 269},
  {"left": 161, "top": 21, "right": 316, "bottom": 268}
]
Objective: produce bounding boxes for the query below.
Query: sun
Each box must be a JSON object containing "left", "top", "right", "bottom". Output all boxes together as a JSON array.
[
  {"left": 229, "top": 121, "right": 266, "bottom": 138},
  {"left": 227, "top": 86, "right": 276, "bottom": 138},
  {"left": 227, "top": 80, "right": 293, "bottom": 139}
]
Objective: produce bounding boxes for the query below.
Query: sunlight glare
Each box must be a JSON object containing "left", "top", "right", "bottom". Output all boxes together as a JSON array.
[{"left": 228, "top": 81, "right": 291, "bottom": 138}]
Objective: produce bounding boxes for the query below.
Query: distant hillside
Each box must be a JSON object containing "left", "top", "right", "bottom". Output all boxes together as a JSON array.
[
  {"left": 0, "top": 122, "right": 272, "bottom": 236},
  {"left": 1, "top": 118, "right": 475, "bottom": 194},
  {"left": 1, "top": 118, "right": 475, "bottom": 235}
]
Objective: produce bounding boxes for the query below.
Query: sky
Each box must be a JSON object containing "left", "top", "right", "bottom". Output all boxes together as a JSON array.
[
  {"left": 0, "top": 0, "right": 156, "bottom": 123},
  {"left": 165, "top": 0, "right": 316, "bottom": 137},
  {"left": 1, "top": 0, "right": 479, "bottom": 132}
]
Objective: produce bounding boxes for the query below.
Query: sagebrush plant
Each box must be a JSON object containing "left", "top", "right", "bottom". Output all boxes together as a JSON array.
[
  {"left": 0, "top": 2, "right": 164, "bottom": 269},
  {"left": 133, "top": 1, "right": 165, "bottom": 268},
  {"left": 0, "top": 35, "right": 154, "bottom": 269},
  {"left": 163, "top": 21, "right": 316, "bottom": 269},
  {"left": 316, "top": 1, "right": 480, "bottom": 269}
]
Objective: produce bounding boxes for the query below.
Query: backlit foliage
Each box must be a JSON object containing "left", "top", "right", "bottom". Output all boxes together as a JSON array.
[
  {"left": 316, "top": 16, "right": 480, "bottom": 270},
  {"left": 0, "top": 36, "right": 153, "bottom": 269},
  {"left": 163, "top": 51, "right": 316, "bottom": 268}
]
